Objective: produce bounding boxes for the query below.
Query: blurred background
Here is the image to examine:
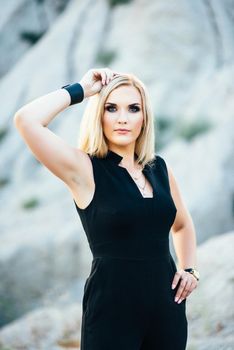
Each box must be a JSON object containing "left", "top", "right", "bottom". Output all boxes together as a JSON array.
[{"left": 0, "top": 0, "right": 233, "bottom": 349}]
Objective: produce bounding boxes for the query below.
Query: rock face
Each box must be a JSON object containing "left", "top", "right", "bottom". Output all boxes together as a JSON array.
[
  {"left": 0, "top": 232, "right": 233, "bottom": 350},
  {"left": 0, "top": 0, "right": 233, "bottom": 336},
  {"left": 0, "top": 219, "right": 86, "bottom": 326},
  {"left": 186, "top": 231, "right": 234, "bottom": 350},
  {"left": 0, "top": 0, "right": 72, "bottom": 78},
  {"left": 166, "top": 117, "right": 234, "bottom": 256},
  {"left": 0, "top": 303, "right": 82, "bottom": 350}
]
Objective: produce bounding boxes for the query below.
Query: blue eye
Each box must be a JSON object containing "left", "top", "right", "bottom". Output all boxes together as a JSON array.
[
  {"left": 105, "top": 106, "right": 116, "bottom": 112},
  {"left": 105, "top": 106, "right": 140, "bottom": 112},
  {"left": 130, "top": 106, "right": 140, "bottom": 112}
]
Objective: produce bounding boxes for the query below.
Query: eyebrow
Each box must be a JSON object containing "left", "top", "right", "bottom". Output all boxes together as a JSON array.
[{"left": 104, "top": 102, "right": 141, "bottom": 106}]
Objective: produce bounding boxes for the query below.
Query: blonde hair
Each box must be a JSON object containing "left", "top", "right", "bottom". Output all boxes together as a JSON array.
[{"left": 77, "top": 72, "right": 155, "bottom": 168}]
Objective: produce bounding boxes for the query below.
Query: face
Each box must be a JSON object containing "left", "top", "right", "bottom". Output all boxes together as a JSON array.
[{"left": 102, "top": 85, "right": 144, "bottom": 148}]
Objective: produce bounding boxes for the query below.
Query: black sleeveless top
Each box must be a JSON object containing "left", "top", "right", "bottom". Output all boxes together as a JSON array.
[{"left": 73, "top": 149, "right": 177, "bottom": 260}]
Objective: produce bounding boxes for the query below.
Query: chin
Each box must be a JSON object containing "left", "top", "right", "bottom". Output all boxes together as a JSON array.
[{"left": 112, "top": 138, "right": 136, "bottom": 147}]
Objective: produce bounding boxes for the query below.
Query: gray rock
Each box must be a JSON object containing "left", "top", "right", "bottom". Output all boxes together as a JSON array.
[
  {"left": 186, "top": 231, "right": 234, "bottom": 349},
  {"left": 0, "top": 303, "right": 82, "bottom": 350},
  {"left": 0, "top": 0, "right": 72, "bottom": 78},
  {"left": 164, "top": 118, "right": 234, "bottom": 247}
]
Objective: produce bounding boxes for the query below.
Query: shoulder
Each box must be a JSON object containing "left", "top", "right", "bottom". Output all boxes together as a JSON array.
[
  {"left": 154, "top": 154, "right": 176, "bottom": 187},
  {"left": 155, "top": 153, "right": 165, "bottom": 162},
  {"left": 156, "top": 154, "right": 172, "bottom": 172},
  {"left": 87, "top": 153, "right": 106, "bottom": 162},
  {"left": 155, "top": 154, "right": 179, "bottom": 192},
  {"left": 155, "top": 154, "right": 167, "bottom": 171}
]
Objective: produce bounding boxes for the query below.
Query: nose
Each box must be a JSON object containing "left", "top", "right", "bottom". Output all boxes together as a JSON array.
[{"left": 117, "top": 108, "right": 128, "bottom": 123}]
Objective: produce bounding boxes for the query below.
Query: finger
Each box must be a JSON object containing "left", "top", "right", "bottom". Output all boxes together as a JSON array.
[
  {"left": 179, "top": 281, "right": 196, "bottom": 303},
  {"left": 105, "top": 70, "right": 112, "bottom": 84},
  {"left": 174, "top": 273, "right": 188, "bottom": 302},
  {"left": 104, "top": 68, "right": 113, "bottom": 82},
  {"left": 188, "top": 276, "right": 198, "bottom": 289},
  {"left": 101, "top": 70, "right": 107, "bottom": 85},
  {"left": 189, "top": 279, "right": 198, "bottom": 292},
  {"left": 95, "top": 69, "right": 107, "bottom": 85},
  {"left": 171, "top": 271, "right": 182, "bottom": 289},
  {"left": 178, "top": 279, "right": 193, "bottom": 303},
  {"left": 100, "top": 69, "right": 112, "bottom": 85},
  {"left": 93, "top": 71, "right": 102, "bottom": 81},
  {"left": 105, "top": 68, "right": 115, "bottom": 84}
]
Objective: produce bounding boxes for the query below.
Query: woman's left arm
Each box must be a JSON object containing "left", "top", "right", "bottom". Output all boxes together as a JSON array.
[{"left": 166, "top": 160, "right": 199, "bottom": 303}]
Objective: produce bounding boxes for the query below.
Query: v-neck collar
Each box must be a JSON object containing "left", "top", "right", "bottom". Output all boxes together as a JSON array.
[
  {"left": 105, "top": 149, "right": 157, "bottom": 199},
  {"left": 106, "top": 149, "right": 138, "bottom": 165}
]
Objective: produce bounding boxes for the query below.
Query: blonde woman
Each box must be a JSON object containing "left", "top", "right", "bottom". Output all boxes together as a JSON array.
[{"left": 14, "top": 67, "right": 199, "bottom": 349}]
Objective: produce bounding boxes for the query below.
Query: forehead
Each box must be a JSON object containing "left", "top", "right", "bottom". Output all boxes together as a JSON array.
[{"left": 106, "top": 85, "right": 142, "bottom": 104}]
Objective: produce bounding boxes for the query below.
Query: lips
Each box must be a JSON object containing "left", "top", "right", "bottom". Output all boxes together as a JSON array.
[{"left": 115, "top": 129, "right": 130, "bottom": 131}]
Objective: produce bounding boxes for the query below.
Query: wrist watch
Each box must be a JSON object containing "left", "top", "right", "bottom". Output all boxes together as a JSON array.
[{"left": 184, "top": 268, "right": 200, "bottom": 281}]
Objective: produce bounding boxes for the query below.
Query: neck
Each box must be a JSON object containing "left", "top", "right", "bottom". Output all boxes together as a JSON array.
[{"left": 109, "top": 145, "right": 137, "bottom": 169}]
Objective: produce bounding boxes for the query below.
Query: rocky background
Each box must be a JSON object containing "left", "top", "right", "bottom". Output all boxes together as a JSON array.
[{"left": 0, "top": 0, "right": 233, "bottom": 349}]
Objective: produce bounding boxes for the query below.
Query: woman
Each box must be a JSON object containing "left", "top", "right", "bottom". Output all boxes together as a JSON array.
[{"left": 14, "top": 67, "right": 199, "bottom": 349}]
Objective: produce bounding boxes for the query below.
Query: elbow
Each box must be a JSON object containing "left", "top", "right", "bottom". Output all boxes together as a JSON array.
[
  {"left": 171, "top": 223, "right": 186, "bottom": 234},
  {"left": 13, "top": 113, "right": 22, "bottom": 129},
  {"left": 171, "top": 217, "right": 190, "bottom": 234},
  {"left": 13, "top": 110, "right": 28, "bottom": 129},
  {"left": 13, "top": 112, "right": 20, "bottom": 128},
  {"left": 171, "top": 217, "right": 194, "bottom": 235}
]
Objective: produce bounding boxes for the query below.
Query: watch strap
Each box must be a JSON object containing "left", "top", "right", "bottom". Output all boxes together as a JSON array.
[{"left": 184, "top": 268, "right": 194, "bottom": 272}]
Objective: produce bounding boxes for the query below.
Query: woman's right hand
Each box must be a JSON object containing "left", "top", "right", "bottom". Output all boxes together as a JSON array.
[{"left": 79, "top": 68, "right": 119, "bottom": 98}]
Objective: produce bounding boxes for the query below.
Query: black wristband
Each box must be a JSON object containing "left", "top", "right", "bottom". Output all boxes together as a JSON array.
[{"left": 61, "top": 82, "right": 84, "bottom": 105}]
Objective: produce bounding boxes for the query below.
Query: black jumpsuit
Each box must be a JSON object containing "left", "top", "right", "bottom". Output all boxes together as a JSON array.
[{"left": 73, "top": 149, "right": 188, "bottom": 350}]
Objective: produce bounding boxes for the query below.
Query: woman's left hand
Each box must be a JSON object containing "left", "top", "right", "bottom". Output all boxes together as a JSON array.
[{"left": 171, "top": 269, "right": 198, "bottom": 303}]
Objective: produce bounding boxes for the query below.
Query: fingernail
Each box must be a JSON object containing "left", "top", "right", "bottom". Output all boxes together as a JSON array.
[
  {"left": 171, "top": 284, "right": 176, "bottom": 289},
  {"left": 175, "top": 297, "right": 179, "bottom": 302},
  {"left": 178, "top": 299, "right": 182, "bottom": 304}
]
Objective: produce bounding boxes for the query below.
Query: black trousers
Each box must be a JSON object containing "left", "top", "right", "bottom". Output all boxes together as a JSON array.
[{"left": 80, "top": 255, "right": 188, "bottom": 349}]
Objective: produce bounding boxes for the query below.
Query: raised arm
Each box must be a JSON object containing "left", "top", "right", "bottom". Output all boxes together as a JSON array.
[
  {"left": 13, "top": 86, "right": 89, "bottom": 186},
  {"left": 13, "top": 68, "right": 118, "bottom": 189}
]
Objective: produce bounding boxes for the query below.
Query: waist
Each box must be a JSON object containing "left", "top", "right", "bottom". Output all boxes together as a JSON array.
[{"left": 90, "top": 237, "right": 171, "bottom": 260}]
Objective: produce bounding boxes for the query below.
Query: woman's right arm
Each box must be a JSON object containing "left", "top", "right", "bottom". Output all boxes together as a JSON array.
[
  {"left": 13, "top": 68, "right": 117, "bottom": 188},
  {"left": 13, "top": 87, "right": 89, "bottom": 187}
]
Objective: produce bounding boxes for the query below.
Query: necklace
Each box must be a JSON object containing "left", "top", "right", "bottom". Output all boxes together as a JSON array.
[
  {"left": 120, "top": 160, "right": 149, "bottom": 196},
  {"left": 119, "top": 160, "right": 143, "bottom": 180},
  {"left": 132, "top": 171, "right": 143, "bottom": 181}
]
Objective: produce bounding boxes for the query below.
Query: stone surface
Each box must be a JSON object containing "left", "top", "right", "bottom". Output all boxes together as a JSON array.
[
  {"left": 186, "top": 231, "right": 234, "bottom": 349},
  {"left": 0, "top": 303, "right": 82, "bottom": 350},
  {"left": 0, "top": 0, "right": 72, "bottom": 78}
]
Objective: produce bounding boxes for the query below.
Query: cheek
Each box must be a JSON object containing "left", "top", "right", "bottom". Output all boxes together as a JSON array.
[
  {"left": 102, "top": 115, "right": 113, "bottom": 133},
  {"left": 133, "top": 115, "right": 144, "bottom": 130}
]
